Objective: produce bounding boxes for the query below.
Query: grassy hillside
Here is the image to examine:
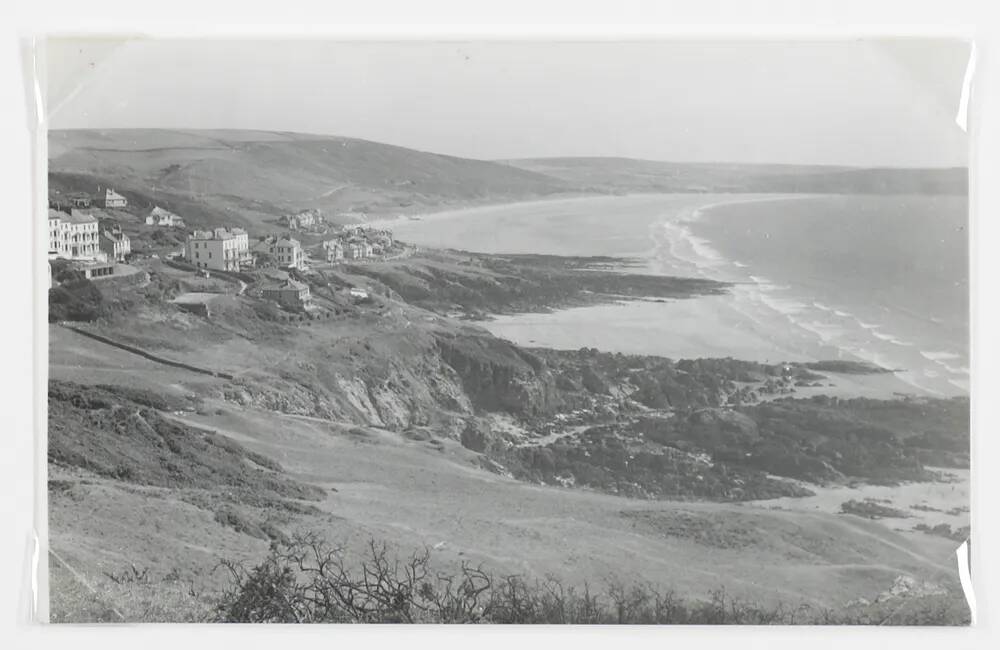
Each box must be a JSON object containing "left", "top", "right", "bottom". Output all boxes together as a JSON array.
[
  {"left": 48, "top": 129, "right": 575, "bottom": 230},
  {"left": 46, "top": 258, "right": 969, "bottom": 622},
  {"left": 47, "top": 374, "right": 966, "bottom": 622},
  {"left": 505, "top": 157, "right": 968, "bottom": 195},
  {"left": 48, "top": 130, "right": 967, "bottom": 236}
]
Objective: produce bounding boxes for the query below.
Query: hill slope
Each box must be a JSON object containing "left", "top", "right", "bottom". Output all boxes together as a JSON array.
[
  {"left": 48, "top": 130, "right": 967, "bottom": 234},
  {"left": 48, "top": 129, "right": 574, "bottom": 230},
  {"left": 504, "top": 156, "right": 968, "bottom": 195}
]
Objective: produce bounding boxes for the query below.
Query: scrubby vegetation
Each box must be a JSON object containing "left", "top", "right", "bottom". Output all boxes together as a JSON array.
[
  {"left": 208, "top": 534, "right": 970, "bottom": 625},
  {"left": 424, "top": 342, "right": 971, "bottom": 501},
  {"left": 474, "top": 389, "right": 968, "bottom": 501},
  {"left": 497, "top": 425, "right": 812, "bottom": 501},
  {"left": 48, "top": 381, "right": 323, "bottom": 503},
  {"left": 48, "top": 279, "right": 106, "bottom": 322},
  {"left": 840, "top": 499, "right": 909, "bottom": 520},
  {"left": 48, "top": 264, "right": 185, "bottom": 324},
  {"left": 914, "top": 523, "right": 971, "bottom": 542}
]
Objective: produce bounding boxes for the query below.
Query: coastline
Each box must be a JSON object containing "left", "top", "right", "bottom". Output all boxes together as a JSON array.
[
  {"left": 686, "top": 194, "right": 970, "bottom": 397},
  {"left": 374, "top": 191, "right": 966, "bottom": 398},
  {"left": 364, "top": 192, "right": 615, "bottom": 230}
]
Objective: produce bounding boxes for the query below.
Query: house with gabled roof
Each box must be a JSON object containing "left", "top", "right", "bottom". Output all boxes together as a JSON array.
[
  {"left": 146, "top": 206, "right": 186, "bottom": 228},
  {"left": 100, "top": 187, "right": 128, "bottom": 209},
  {"left": 261, "top": 278, "right": 312, "bottom": 310}
]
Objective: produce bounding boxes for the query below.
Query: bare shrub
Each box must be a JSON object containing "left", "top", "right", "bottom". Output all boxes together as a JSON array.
[{"left": 212, "top": 533, "right": 917, "bottom": 625}]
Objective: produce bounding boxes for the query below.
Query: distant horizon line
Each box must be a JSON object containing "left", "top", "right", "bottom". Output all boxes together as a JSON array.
[{"left": 48, "top": 127, "right": 970, "bottom": 172}]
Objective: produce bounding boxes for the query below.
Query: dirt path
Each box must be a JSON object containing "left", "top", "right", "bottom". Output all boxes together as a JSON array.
[{"left": 518, "top": 424, "right": 591, "bottom": 448}]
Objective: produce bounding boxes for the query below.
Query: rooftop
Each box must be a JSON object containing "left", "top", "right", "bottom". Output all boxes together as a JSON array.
[
  {"left": 102, "top": 230, "right": 129, "bottom": 242},
  {"left": 262, "top": 278, "right": 309, "bottom": 292},
  {"left": 190, "top": 227, "right": 247, "bottom": 240},
  {"left": 56, "top": 209, "right": 98, "bottom": 224}
]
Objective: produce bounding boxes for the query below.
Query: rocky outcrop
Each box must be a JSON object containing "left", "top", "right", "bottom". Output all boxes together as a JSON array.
[
  {"left": 223, "top": 334, "right": 478, "bottom": 435},
  {"left": 433, "top": 331, "right": 561, "bottom": 417}
]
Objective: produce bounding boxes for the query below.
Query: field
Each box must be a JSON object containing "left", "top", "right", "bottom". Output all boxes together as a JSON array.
[{"left": 47, "top": 321, "right": 965, "bottom": 622}]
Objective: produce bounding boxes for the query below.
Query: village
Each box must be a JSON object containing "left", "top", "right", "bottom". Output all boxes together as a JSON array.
[{"left": 47, "top": 187, "right": 403, "bottom": 316}]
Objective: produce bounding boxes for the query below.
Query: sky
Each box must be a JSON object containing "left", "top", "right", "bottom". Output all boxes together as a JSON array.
[{"left": 44, "top": 38, "right": 972, "bottom": 167}]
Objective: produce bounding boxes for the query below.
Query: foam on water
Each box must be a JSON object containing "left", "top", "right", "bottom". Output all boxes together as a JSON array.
[{"left": 657, "top": 196, "right": 969, "bottom": 396}]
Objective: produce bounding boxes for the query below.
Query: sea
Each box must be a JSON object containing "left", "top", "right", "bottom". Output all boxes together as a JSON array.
[
  {"left": 385, "top": 193, "right": 969, "bottom": 397},
  {"left": 685, "top": 194, "right": 969, "bottom": 396}
]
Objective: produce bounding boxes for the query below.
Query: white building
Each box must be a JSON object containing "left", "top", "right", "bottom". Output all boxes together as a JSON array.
[
  {"left": 345, "top": 241, "right": 374, "bottom": 260},
  {"left": 48, "top": 209, "right": 101, "bottom": 259},
  {"left": 254, "top": 236, "right": 305, "bottom": 270},
  {"left": 186, "top": 227, "right": 250, "bottom": 271},
  {"left": 145, "top": 206, "right": 186, "bottom": 228},
  {"left": 99, "top": 229, "right": 131, "bottom": 261},
  {"left": 281, "top": 209, "right": 324, "bottom": 231},
  {"left": 321, "top": 239, "right": 344, "bottom": 263},
  {"left": 100, "top": 188, "right": 128, "bottom": 209}
]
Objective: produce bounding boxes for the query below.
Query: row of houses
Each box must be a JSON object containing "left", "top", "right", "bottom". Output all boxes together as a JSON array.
[
  {"left": 47, "top": 208, "right": 131, "bottom": 261},
  {"left": 281, "top": 208, "right": 325, "bottom": 232},
  {"left": 47, "top": 209, "right": 126, "bottom": 287},
  {"left": 316, "top": 226, "right": 395, "bottom": 263},
  {"left": 183, "top": 229, "right": 311, "bottom": 272}
]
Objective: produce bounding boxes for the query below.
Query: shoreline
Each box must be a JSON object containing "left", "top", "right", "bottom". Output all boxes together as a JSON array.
[
  {"left": 380, "top": 192, "right": 967, "bottom": 398},
  {"left": 682, "top": 195, "right": 970, "bottom": 397},
  {"left": 365, "top": 191, "right": 806, "bottom": 233}
]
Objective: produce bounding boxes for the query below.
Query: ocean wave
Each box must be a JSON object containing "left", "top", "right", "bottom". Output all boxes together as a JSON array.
[
  {"left": 755, "top": 292, "right": 809, "bottom": 317},
  {"left": 948, "top": 378, "right": 971, "bottom": 392},
  {"left": 871, "top": 331, "right": 913, "bottom": 346},
  {"left": 655, "top": 199, "right": 966, "bottom": 395},
  {"left": 893, "top": 370, "right": 945, "bottom": 397},
  {"left": 798, "top": 320, "right": 848, "bottom": 345},
  {"left": 920, "top": 350, "right": 962, "bottom": 362}
]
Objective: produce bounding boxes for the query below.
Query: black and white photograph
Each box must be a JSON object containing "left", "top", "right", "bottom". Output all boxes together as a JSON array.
[{"left": 40, "top": 37, "right": 972, "bottom": 625}]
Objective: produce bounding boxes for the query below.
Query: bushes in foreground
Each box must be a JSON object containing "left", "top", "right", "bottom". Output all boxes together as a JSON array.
[{"left": 211, "top": 533, "right": 969, "bottom": 625}]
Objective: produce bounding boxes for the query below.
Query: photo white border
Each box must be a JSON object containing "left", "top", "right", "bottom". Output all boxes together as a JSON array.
[{"left": 2, "top": 1, "right": 998, "bottom": 648}]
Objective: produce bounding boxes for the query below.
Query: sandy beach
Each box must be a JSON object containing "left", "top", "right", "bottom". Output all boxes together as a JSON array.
[
  {"left": 482, "top": 297, "right": 923, "bottom": 399},
  {"left": 381, "top": 192, "right": 961, "bottom": 398}
]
